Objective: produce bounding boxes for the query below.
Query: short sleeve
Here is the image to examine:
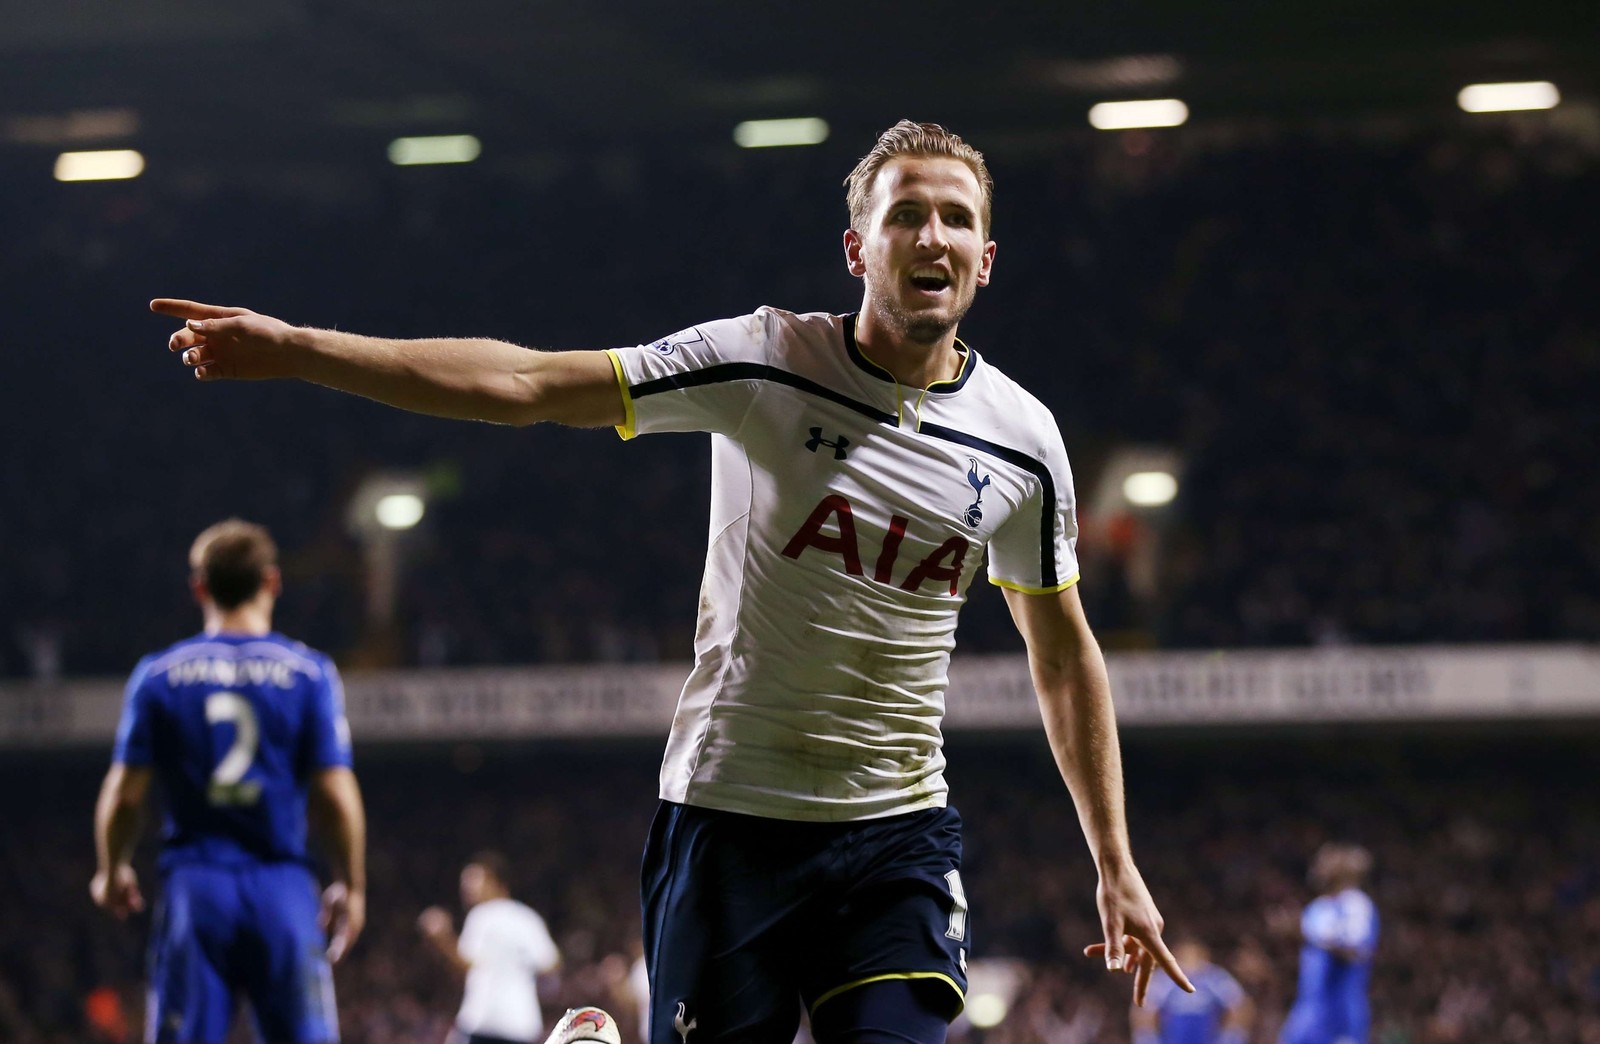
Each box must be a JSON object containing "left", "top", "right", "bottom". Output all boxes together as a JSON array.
[
  {"left": 985, "top": 415, "right": 1080, "bottom": 594},
  {"left": 458, "top": 906, "right": 485, "bottom": 962},
  {"left": 523, "top": 909, "right": 560, "bottom": 973},
  {"left": 307, "top": 658, "right": 354, "bottom": 769},
  {"left": 1212, "top": 967, "right": 1246, "bottom": 1007},
  {"left": 606, "top": 311, "right": 772, "bottom": 440},
  {"left": 111, "top": 658, "right": 157, "bottom": 766},
  {"left": 1302, "top": 897, "right": 1336, "bottom": 946}
]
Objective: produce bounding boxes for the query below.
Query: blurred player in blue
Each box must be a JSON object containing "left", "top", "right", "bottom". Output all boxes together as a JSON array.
[
  {"left": 91, "top": 519, "right": 368, "bottom": 1044},
  {"left": 1279, "top": 843, "right": 1378, "bottom": 1044},
  {"left": 1132, "top": 935, "right": 1251, "bottom": 1044}
]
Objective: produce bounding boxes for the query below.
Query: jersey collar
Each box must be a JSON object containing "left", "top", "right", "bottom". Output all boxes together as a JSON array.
[{"left": 842, "top": 313, "right": 978, "bottom": 395}]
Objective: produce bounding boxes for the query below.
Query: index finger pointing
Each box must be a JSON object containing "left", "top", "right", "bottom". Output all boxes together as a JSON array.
[
  {"left": 149, "top": 299, "right": 252, "bottom": 320},
  {"left": 1150, "top": 934, "right": 1195, "bottom": 993}
]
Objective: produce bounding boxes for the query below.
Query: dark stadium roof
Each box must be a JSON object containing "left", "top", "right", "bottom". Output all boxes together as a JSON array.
[{"left": 2, "top": 0, "right": 1597, "bottom": 165}]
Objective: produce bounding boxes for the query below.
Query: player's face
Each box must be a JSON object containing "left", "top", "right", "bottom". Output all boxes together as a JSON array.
[
  {"left": 847, "top": 156, "right": 996, "bottom": 345},
  {"left": 1174, "top": 940, "right": 1209, "bottom": 969},
  {"left": 460, "top": 864, "right": 488, "bottom": 906}
]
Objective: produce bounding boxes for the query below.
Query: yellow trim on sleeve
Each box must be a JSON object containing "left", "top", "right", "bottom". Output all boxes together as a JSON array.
[
  {"left": 605, "top": 349, "right": 638, "bottom": 441},
  {"left": 989, "top": 571, "right": 1081, "bottom": 595},
  {"left": 809, "top": 972, "right": 966, "bottom": 1017}
]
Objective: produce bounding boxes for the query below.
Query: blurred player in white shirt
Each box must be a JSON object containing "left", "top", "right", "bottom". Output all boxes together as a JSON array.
[{"left": 420, "top": 851, "right": 561, "bottom": 1044}]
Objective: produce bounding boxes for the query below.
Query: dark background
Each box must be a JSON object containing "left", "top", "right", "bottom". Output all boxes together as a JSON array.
[{"left": 1, "top": 1, "right": 1597, "bottom": 1041}]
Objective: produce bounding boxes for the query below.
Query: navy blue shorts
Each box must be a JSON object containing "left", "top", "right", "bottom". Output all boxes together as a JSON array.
[
  {"left": 641, "top": 802, "right": 970, "bottom": 1044},
  {"left": 148, "top": 861, "right": 338, "bottom": 1043}
]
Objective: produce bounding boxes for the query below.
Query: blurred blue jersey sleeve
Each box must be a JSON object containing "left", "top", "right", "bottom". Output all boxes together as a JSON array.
[
  {"left": 112, "top": 656, "right": 158, "bottom": 766},
  {"left": 306, "top": 657, "right": 354, "bottom": 769}
]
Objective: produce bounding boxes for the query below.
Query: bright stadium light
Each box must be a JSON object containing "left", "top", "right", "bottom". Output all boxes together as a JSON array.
[
  {"left": 387, "top": 134, "right": 481, "bottom": 166},
  {"left": 374, "top": 493, "right": 426, "bottom": 530},
  {"left": 733, "top": 117, "right": 830, "bottom": 148},
  {"left": 1088, "top": 99, "right": 1189, "bottom": 130},
  {"left": 1457, "top": 81, "right": 1560, "bottom": 114},
  {"left": 1124, "top": 470, "right": 1179, "bottom": 507},
  {"left": 54, "top": 149, "right": 145, "bottom": 182},
  {"left": 966, "top": 993, "right": 1008, "bottom": 1029}
]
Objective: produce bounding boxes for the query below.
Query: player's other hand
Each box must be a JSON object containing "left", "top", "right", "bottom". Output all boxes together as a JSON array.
[
  {"left": 417, "top": 905, "right": 453, "bottom": 939},
  {"left": 90, "top": 865, "right": 144, "bottom": 919},
  {"left": 1085, "top": 860, "right": 1193, "bottom": 1007},
  {"left": 321, "top": 881, "right": 365, "bottom": 964},
  {"left": 151, "top": 299, "right": 299, "bottom": 382}
]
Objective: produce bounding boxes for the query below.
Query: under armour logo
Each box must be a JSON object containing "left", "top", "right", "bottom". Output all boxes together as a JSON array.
[
  {"left": 674, "top": 1001, "right": 698, "bottom": 1042},
  {"left": 806, "top": 426, "right": 850, "bottom": 460}
]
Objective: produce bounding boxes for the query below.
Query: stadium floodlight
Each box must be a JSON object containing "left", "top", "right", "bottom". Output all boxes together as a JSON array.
[
  {"left": 347, "top": 473, "right": 430, "bottom": 628},
  {"left": 962, "top": 958, "right": 1026, "bottom": 1030},
  {"left": 1087, "top": 99, "right": 1189, "bottom": 130},
  {"left": 375, "top": 493, "right": 426, "bottom": 531},
  {"left": 733, "top": 117, "right": 830, "bottom": 148},
  {"left": 965, "top": 993, "right": 1008, "bottom": 1029},
  {"left": 54, "top": 149, "right": 144, "bottom": 182},
  {"left": 1123, "top": 470, "right": 1179, "bottom": 507},
  {"left": 1457, "top": 82, "right": 1560, "bottom": 114},
  {"left": 387, "top": 134, "right": 482, "bottom": 166}
]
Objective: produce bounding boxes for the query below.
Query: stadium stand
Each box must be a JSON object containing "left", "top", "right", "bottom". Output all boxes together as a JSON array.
[
  {"left": 2, "top": 123, "right": 1596, "bottom": 678},
  {"left": 0, "top": 732, "right": 1595, "bottom": 1042}
]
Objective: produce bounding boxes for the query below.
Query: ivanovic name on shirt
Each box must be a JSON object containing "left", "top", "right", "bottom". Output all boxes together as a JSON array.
[{"left": 164, "top": 656, "right": 301, "bottom": 689}]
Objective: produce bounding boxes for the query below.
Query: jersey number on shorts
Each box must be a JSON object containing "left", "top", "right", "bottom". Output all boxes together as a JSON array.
[
  {"left": 205, "top": 692, "right": 263, "bottom": 806},
  {"left": 944, "top": 869, "right": 969, "bottom": 942}
]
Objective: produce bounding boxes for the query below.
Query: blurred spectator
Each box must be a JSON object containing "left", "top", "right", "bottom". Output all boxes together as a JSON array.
[
  {"left": 2, "top": 121, "right": 1597, "bottom": 676},
  {"left": 0, "top": 731, "right": 1595, "bottom": 1043}
]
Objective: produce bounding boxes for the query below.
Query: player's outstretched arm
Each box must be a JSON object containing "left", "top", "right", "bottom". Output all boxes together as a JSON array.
[
  {"left": 151, "top": 299, "right": 625, "bottom": 428},
  {"left": 417, "top": 906, "right": 472, "bottom": 974},
  {"left": 309, "top": 766, "right": 367, "bottom": 963},
  {"left": 90, "top": 762, "right": 152, "bottom": 919},
  {"left": 1002, "top": 585, "right": 1194, "bottom": 1006}
]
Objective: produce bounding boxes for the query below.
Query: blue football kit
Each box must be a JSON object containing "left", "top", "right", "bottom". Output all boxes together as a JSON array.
[
  {"left": 113, "top": 631, "right": 352, "bottom": 1043},
  {"left": 1142, "top": 961, "right": 1247, "bottom": 1044},
  {"left": 1279, "top": 889, "right": 1379, "bottom": 1044}
]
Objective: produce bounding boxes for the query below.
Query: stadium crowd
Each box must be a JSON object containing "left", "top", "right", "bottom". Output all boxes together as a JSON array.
[
  {"left": 2, "top": 119, "right": 1597, "bottom": 678},
  {"left": 0, "top": 733, "right": 1596, "bottom": 1043}
]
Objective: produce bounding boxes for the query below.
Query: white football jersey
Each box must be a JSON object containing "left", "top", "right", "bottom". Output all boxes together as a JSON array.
[
  {"left": 456, "top": 898, "right": 560, "bottom": 1040},
  {"left": 609, "top": 307, "right": 1079, "bottom": 821}
]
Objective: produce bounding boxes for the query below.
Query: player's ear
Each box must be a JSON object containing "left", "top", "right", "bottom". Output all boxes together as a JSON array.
[
  {"left": 975, "top": 239, "right": 996, "bottom": 288},
  {"left": 189, "top": 573, "right": 209, "bottom": 608},
  {"left": 843, "top": 228, "right": 868, "bottom": 278},
  {"left": 263, "top": 565, "right": 284, "bottom": 599}
]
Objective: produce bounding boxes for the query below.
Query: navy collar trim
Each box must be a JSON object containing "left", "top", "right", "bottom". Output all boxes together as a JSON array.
[{"left": 841, "top": 313, "right": 978, "bottom": 395}]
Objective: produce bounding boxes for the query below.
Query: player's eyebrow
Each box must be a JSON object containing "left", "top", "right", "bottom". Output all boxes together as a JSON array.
[{"left": 888, "top": 194, "right": 976, "bottom": 219}]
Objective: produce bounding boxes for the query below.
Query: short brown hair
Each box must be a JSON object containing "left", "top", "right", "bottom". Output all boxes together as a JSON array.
[
  {"left": 1310, "top": 842, "right": 1373, "bottom": 892},
  {"left": 844, "top": 120, "right": 993, "bottom": 236},
  {"left": 189, "top": 518, "right": 278, "bottom": 610},
  {"left": 469, "top": 850, "right": 512, "bottom": 889}
]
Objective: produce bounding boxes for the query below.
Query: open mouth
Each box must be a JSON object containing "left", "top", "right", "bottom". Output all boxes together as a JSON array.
[{"left": 909, "top": 269, "right": 952, "bottom": 294}]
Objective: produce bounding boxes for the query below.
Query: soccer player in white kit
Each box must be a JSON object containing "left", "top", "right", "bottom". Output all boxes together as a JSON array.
[
  {"left": 419, "top": 851, "right": 561, "bottom": 1044},
  {"left": 156, "top": 120, "right": 1194, "bottom": 1042}
]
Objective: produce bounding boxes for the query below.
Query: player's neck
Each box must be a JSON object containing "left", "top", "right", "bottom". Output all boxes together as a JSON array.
[
  {"left": 853, "top": 307, "right": 963, "bottom": 389},
  {"left": 203, "top": 599, "right": 274, "bottom": 638}
]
